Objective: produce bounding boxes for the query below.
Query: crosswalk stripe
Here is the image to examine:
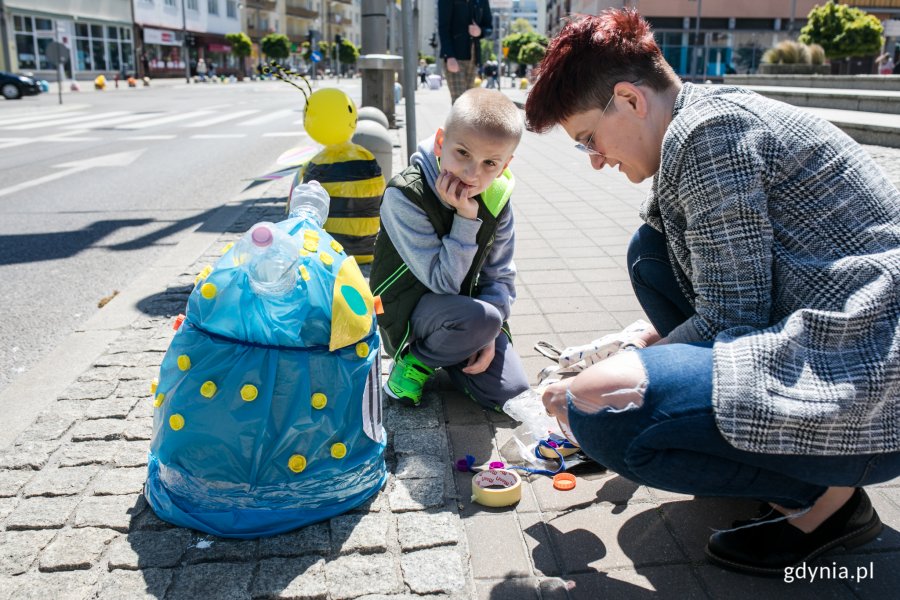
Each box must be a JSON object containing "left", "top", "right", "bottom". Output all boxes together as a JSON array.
[
  {"left": 63, "top": 112, "right": 166, "bottom": 129},
  {"left": 0, "top": 106, "right": 88, "bottom": 127},
  {"left": 184, "top": 109, "right": 260, "bottom": 128},
  {"left": 190, "top": 133, "right": 247, "bottom": 139},
  {"left": 123, "top": 135, "right": 178, "bottom": 140},
  {"left": 3, "top": 111, "right": 131, "bottom": 131},
  {"left": 115, "top": 110, "right": 213, "bottom": 130},
  {"left": 262, "top": 132, "right": 307, "bottom": 137},
  {"left": 238, "top": 108, "right": 298, "bottom": 126},
  {"left": 0, "top": 111, "right": 88, "bottom": 128}
]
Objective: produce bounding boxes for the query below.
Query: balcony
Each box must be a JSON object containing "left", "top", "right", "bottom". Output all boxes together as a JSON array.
[
  {"left": 244, "top": 0, "right": 277, "bottom": 11},
  {"left": 286, "top": 1, "right": 318, "bottom": 20}
]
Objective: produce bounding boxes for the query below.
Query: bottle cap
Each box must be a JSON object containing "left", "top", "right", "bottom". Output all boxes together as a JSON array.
[
  {"left": 552, "top": 472, "right": 576, "bottom": 491},
  {"left": 251, "top": 225, "right": 274, "bottom": 247}
]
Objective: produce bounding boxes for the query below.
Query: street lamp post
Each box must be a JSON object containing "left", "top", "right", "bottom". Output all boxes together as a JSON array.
[
  {"left": 181, "top": 0, "right": 191, "bottom": 82},
  {"left": 690, "top": 0, "right": 703, "bottom": 81}
]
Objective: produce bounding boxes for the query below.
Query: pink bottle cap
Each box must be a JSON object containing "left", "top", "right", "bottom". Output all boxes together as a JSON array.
[{"left": 251, "top": 225, "right": 273, "bottom": 247}]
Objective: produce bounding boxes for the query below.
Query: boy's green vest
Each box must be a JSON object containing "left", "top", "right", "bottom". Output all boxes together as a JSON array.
[{"left": 369, "top": 165, "right": 514, "bottom": 358}]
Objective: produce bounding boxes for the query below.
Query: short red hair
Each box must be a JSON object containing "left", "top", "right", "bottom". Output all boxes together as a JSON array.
[{"left": 525, "top": 9, "right": 677, "bottom": 133}]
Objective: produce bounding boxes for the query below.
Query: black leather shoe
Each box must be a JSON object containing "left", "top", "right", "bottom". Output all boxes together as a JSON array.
[{"left": 706, "top": 488, "right": 882, "bottom": 576}]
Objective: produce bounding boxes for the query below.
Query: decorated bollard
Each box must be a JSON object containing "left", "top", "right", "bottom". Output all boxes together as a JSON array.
[
  {"left": 145, "top": 181, "right": 386, "bottom": 538},
  {"left": 296, "top": 88, "right": 386, "bottom": 264}
]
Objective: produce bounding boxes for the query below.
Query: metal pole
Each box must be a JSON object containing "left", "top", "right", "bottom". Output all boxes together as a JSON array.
[
  {"left": 401, "top": 0, "right": 417, "bottom": 163},
  {"left": 789, "top": 0, "right": 797, "bottom": 35},
  {"left": 693, "top": 0, "right": 702, "bottom": 82},
  {"left": 55, "top": 24, "right": 63, "bottom": 105},
  {"left": 181, "top": 0, "right": 191, "bottom": 83},
  {"left": 0, "top": 0, "right": 12, "bottom": 72}
]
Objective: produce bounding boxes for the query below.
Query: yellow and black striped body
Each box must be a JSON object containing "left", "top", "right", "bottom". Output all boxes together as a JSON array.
[{"left": 301, "top": 142, "right": 385, "bottom": 264}]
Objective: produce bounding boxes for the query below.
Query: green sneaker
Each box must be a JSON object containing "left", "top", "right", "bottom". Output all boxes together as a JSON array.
[{"left": 384, "top": 349, "right": 435, "bottom": 405}]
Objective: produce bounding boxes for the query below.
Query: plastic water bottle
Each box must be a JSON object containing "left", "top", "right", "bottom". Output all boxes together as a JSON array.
[
  {"left": 288, "top": 180, "right": 330, "bottom": 226},
  {"left": 234, "top": 222, "right": 300, "bottom": 297}
]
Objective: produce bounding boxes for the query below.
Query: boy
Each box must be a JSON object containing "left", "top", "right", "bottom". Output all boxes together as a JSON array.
[{"left": 370, "top": 88, "right": 529, "bottom": 409}]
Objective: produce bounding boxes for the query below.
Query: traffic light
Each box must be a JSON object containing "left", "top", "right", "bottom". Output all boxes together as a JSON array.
[
  {"left": 307, "top": 31, "right": 314, "bottom": 45},
  {"left": 429, "top": 32, "right": 437, "bottom": 49},
  {"left": 335, "top": 34, "right": 343, "bottom": 45}
]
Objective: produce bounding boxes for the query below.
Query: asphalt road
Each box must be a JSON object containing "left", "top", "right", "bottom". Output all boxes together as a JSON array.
[{"left": 0, "top": 77, "right": 361, "bottom": 396}]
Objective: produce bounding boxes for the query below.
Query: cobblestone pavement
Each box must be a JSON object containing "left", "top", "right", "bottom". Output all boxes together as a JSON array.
[{"left": 2, "top": 86, "right": 900, "bottom": 600}]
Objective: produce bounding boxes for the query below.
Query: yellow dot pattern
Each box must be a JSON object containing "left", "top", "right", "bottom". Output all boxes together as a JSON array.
[
  {"left": 303, "top": 239, "right": 319, "bottom": 253},
  {"left": 303, "top": 229, "right": 320, "bottom": 240},
  {"left": 299, "top": 249, "right": 310, "bottom": 257},
  {"left": 330, "top": 240, "right": 344, "bottom": 253},
  {"left": 221, "top": 242, "right": 234, "bottom": 254},
  {"left": 200, "top": 381, "right": 217, "bottom": 398},
  {"left": 319, "top": 252, "right": 333, "bottom": 266},
  {"left": 177, "top": 355, "right": 191, "bottom": 371},
  {"left": 311, "top": 393, "right": 327, "bottom": 409},
  {"left": 153, "top": 392, "right": 165, "bottom": 408},
  {"left": 200, "top": 283, "right": 217, "bottom": 299},
  {"left": 150, "top": 379, "right": 158, "bottom": 394},
  {"left": 355, "top": 342, "right": 369, "bottom": 358},
  {"left": 299, "top": 265, "right": 310, "bottom": 281},
  {"left": 241, "top": 384, "right": 258, "bottom": 402},
  {"left": 288, "top": 454, "right": 307, "bottom": 473},
  {"left": 194, "top": 264, "right": 213, "bottom": 285},
  {"left": 169, "top": 414, "right": 185, "bottom": 430},
  {"left": 331, "top": 443, "right": 347, "bottom": 459}
]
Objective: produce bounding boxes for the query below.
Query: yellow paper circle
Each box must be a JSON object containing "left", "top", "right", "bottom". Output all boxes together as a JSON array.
[
  {"left": 153, "top": 392, "right": 165, "bottom": 408},
  {"left": 177, "top": 355, "right": 191, "bottom": 371},
  {"left": 169, "top": 414, "right": 185, "bottom": 430},
  {"left": 355, "top": 342, "right": 369, "bottom": 358},
  {"left": 200, "top": 283, "right": 217, "bottom": 299},
  {"left": 320, "top": 252, "right": 333, "bottom": 266},
  {"left": 331, "top": 443, "right": 347, "bottom": 459},
  {"left": 200, "top": 381, "right": 217, "bottom": 398},
  {"left": 150, "top": 378, "right": 158, "bottom": 394},
  {"left": 299, "top": 265, "right": 310, "bottom": 281},
  {"left": 303, "top": 239, "right": 318, "bottom": 253},
  {"left": 288, "top": 454, "right": 307, "bottom": 473},
  {"left": 311, "top": 392, "right": 327, "bottom": 409},
  {"left": 304, "top": 88, "right": 357, "bottom": 146},
  {"left": 330, "top": 240, "right": 344, "bottom": 253},
  {"left": 240, "top": 384, "right": 258, "bottom": 402}
]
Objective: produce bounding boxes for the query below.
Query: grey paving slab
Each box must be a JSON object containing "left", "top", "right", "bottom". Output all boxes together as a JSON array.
[
  {"left": 564, "top": 566, "right": 709, "bottom": 599},
  {"left": 330, "top": 512, "right": 392, "bottom": 554},
  {"left": 2, "top": 569, "right": 99, "bottom": 600},
  {"left": 251, "top": 555, "right": 327, "bottom": 599},
  {"left": 165, "top": 562, "right": 255, "bottom": 600},
  {"left": 475, "top": 577, "right": 541, "bottom": 600},
  {"left": 5, "top": 495, "right": 79, "bottom": 530},
  {"left": 38, "top": 527, "right": 118, "bottom": 572},
  {"left": 106, "top": 529, "right": 192, "bottom": 570},
  {"left": 72, "top": 493, "right": 145, "bottom": 532},
  {"left": 95, "top": 567, "right": 174, "bottom": 599},
  {"left": 21, "top": 465, "right": 100, "bottom": 497},
  {"left": 322, "top": 553, "right": 403, "bottom": 599},
  {"left": 397, "top": 511, "right": 460, "bottom": 551},
  {"left": 464, "top": 514, "right": 532, "bottom": 579}
]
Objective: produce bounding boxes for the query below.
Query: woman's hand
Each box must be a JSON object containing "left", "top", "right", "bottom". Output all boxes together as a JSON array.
[
  {"left": 436, "top": 169, "right": 479, "bottom": 219},
  {"left": 463, "top": 341, "right": 495, "bottom": 375},
  {"left": 468, "top": 23, "right": 482, "bottom": 37},
  {"left": 541, "top": 380, "right": 571, "bottom": 431},
  {"left": 446, "top": 58, "right": 460, "bottom": 73}
]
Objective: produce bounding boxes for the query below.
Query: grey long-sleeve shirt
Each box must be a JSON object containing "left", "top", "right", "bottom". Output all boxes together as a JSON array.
[{"left": 379, "top": 137, "right": 517, "bottom": 321}]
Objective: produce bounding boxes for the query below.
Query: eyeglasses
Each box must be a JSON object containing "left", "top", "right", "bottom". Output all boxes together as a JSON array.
[{"left": 574, "top": 93, "right": 615, "bottom": 158}]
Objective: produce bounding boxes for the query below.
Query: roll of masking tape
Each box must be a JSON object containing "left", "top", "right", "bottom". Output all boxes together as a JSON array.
[{"left": 471, "top": 468, "right": 522, "bottom": 507}]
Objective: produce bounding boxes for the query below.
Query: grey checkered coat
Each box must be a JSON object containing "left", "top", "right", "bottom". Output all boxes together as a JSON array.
[{"left": 641, "top": 83, "right": 900, "bottom": 456}]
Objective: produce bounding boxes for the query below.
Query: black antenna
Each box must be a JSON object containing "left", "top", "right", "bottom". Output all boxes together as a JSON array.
[{"left": 259, "top": 60, "right": 313, "bottom": 103}]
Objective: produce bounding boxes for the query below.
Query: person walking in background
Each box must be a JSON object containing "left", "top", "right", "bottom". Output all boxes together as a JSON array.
[
  {"left": 438, "top": 0, "right": 493, "bottom": 104},
  {"left": 418, "top": 59, "right": 428, "bottom": 88},
  {"left": 196, "top": 58, "right": 208, "bottom": 82}
]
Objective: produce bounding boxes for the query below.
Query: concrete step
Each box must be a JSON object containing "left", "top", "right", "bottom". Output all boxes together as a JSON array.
[
  {"left": 725, "top": 74, "right": 900, "bottom": 92},
  {"left": 742, "top": 85, "right": 900, "bottom": 115}
]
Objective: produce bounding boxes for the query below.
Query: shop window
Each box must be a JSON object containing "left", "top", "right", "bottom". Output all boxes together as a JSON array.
[
  {"left": 227, "top": 0, "right": 237, "bottom": 19},
  {"left": 37, "top": 38, "right": 54, "bottom": 70},
  {"left": 91, "top": 24, "right": 103, "bottom": 38},
  {"left": 208, "top": 0, "right": 219, "bottom": 16},
  {"left": 15, "top": 33, "right": 36, "bottom": 69},
  {"left": 14, "top": 15, "right": 33, "bottom": 33},
  {"left": 76, "top": 23, "right": 89, "bottom": 37},
  {"left": 35, "top": 18, "right": 53, "bottom": 32},
  {"left": 76, "top": 38, "right": 92, "bottom": 70},
  {"left": 92, "top": 39, "right": 107, "bottom": 71},
  {"left": 188, "top": 0, "right": 199, "bottom": 10},
  {"left": 108, "top": 26, "right": 119, "bottom": 40}
]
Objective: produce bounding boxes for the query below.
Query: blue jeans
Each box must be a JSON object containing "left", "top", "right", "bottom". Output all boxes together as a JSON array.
[
  {"left": 567, "top": 226, "right": 900, "bottom": 508},
  {"left": 626, "top": 224, "right": 695, "bottom": 336}
]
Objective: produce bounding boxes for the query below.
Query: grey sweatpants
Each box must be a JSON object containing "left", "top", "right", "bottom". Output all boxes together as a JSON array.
[{"left": 408, "top": 293, "right": 530, "bottom": 409}]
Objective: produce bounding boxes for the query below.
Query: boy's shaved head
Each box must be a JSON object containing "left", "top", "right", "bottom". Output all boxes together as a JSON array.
[{"left": 444, "top": 88, "right": 524, "bottom": 146}]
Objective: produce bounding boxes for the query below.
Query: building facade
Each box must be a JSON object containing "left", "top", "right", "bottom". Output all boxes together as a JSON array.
[
  {"left": 3, "top": 0, "right": 134, "bottom": 79},
  {"left": 545, "top": 1, "right": 900, "bottom": 77}
]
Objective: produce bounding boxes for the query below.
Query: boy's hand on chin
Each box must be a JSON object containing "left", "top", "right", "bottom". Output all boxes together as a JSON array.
[{"left": 437, "top": 170, "right": 479, "bottom": 220}]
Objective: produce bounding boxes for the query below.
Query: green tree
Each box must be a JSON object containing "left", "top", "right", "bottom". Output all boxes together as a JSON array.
[
  {"left": 510, "top": 18, "right": 534, "bottom": 34},
  {"left": 480, "top": 39, "right": 496, "bottom": 62},
  {"left": 518, "top": 41, "right": 546, "bottom": 66},
  {"left": 338, "top": 38, "right": 360, "bottom": 65},
  {"left": 225, "top": 32, "right": 252, "bottom": 76},
  {"left": 260, "top": 33, "right": 291, "bottom": 61},
  {"left": 502, "top": 31, "right": 548, "bottom": 64},
  {"left": 799, "top": 0, "right": 884, "bottom": 59}
]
